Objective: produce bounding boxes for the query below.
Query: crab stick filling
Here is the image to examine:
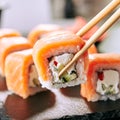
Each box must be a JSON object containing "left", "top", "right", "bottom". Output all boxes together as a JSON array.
[
  {"left": 49, "top": 53, "right": 81, "bottom": 85},
  {"left": 29, "top": 64, "right": 40, "bottom": 87},
  {"left": 96, "top": 70, "right": 119, "bottom": 97}
]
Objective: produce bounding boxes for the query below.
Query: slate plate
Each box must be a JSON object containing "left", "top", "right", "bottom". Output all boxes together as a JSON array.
[{"left": 1, "top": 77, "right": 120, "bottom": 120}]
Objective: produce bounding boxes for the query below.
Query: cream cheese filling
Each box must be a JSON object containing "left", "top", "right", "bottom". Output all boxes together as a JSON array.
[
  {"left": 49, "top": 53, "right": 77, "bottom": 84},
  {"left": 96, "top": 70, "right": 119, "bottom": 95}
]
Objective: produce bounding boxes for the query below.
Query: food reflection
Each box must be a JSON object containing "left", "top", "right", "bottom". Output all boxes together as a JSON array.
[
  {"left": 5, "top": 91, "right": 55, "bottom": 120},
  {"left": 85, "top": 99, "right": 120, "bottom": 112},
  {"left": 0, "top": 76, "right": 7, "bottom": 91},
  {"left": 60, "top": 85, "right": 80, "bottom": 98}
]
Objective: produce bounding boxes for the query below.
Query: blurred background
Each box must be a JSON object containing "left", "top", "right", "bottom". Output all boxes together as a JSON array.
[
  {"left": 0, "top": 0, "right": 119, "bottom": 52},
  {"left": 0, "top": 0, "right": 111, "bottom": 32}
]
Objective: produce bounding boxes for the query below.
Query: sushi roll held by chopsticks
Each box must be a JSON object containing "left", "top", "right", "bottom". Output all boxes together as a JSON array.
[{"left": 33, "top": 31, "right": 88, "bottom": 89}]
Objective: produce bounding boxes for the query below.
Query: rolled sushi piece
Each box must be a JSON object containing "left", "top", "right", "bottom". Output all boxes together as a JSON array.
[
  {"left": 33, "top": 31, "right": 88, "bottom": 89},
  {"left": 5, "top": 49, "right": 45, "bottom": 99},
  {"left": 81, "top": 53, "right": 120, "bottom": 102},
  {"left": 28, "top": 24, "right": 63, "bottom": 46},
  {"left": 0, "top": 37, "right": 32, "bottom": 77},
  {"left": 0, "top": 28, "right": 21, "bottom": 39}
]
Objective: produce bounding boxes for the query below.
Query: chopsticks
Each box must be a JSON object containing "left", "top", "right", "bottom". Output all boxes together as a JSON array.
[
  {"left": 59, "top": 0, "right": 120, "bottom": 77},
  {"left": 76, "top": 0, "right": 120, "bottom": 37}
]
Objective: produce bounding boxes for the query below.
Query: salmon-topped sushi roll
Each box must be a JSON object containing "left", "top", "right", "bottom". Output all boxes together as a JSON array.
[
  {"left": 0, "top": 28, "right": 21, "bottom": 39},
  {"left": 0, "top": 37, "right": 32, "bottom": 77},
  {"left": 81, "top": 53, "right": 120, "bottom": 102},
  {"left": 5, "top": 49, "right": 45, "bottom": 99},
  {"left": 28, "top": 24, "right": 63, "bottom": 46},
  {"left": 33, "top": 31, "right": 88, "bottom": 89}
]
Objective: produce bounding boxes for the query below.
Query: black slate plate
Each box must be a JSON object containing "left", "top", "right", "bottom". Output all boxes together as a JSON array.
[{"left": 1, "top": 77, "right": 120, "bottom": 120}]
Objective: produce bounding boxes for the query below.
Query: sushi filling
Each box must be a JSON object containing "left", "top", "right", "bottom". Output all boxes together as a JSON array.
[
  {"left": 96, "top": 70, "right": 119, "bottom": 98},
  {"left": 29, "top": 65, "right": 40, "bottom": 87},
  {"left": 49, "top": 53, "right": 78, "bottom": 84}
]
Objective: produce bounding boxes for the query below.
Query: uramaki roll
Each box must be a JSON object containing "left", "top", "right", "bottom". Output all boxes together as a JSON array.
[
  {"left": 81, "top": 53, "right": 120, "bottom": 102},
  {"left": 28, "top": 24, "right": 63, "bottom": 46},
  {"left": 0, "top": 37, "right": 32, "bottom": 77},
  {"left": 5, "top": 49, "right": 45, "bottom": 99},
  {"left": 0, "top": 28, "right": 21, "bottom": 39},
  {"left": 33, "top": 31, "right": 88, "bottom": 89}
]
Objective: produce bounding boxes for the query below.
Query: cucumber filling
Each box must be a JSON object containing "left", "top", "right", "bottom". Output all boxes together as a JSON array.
[
  {"left": 96, "top": 70, "right": 119, "bottom": 96},
  {"left": 49, "top": 53, "right": 78, "bottom": 84},
  {"left": 29, "top": 65, "right": 40, "bottom": 87}
]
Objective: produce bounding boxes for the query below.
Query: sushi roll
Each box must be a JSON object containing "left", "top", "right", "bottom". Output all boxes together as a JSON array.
[
  {"left": 33, "top": 31, "right": 88, "bottom": 89},
  {"left": 5, "top": 49, "right": 45, "bottom": 99},
  {"left": 81, "top": 53, "right": 120, "bottom": 102},
  {"left": 0, "top": 37, "right": 32, "bottom": 77},
  {"left": 28, "top": 24, "right": 63, "bottom": 46},
  {"left": 0, "top": 28, "right": 21, "bottom": 39}
]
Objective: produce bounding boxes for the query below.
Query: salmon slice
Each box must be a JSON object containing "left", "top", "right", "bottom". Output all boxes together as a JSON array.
[
  {"left": 5, "top": 49, "right": 46, "bottom": 99},
  {"left": 0, "top": 37, "right": 32, "bottom": 77},
  {"left": 66, "top": 16, "right": 87, "bottom": 34},
  {"left": 33, "top": 30, "right": 88, "bottom": 89},
  {"left": 66, "top": 16, "right": 106, "bottom": 41},
  {"left": 81, "top": 53, "right": 120, "bottom": 101},
  {"left": 0, "top": 28, "right": 21, "bottom": 39},
  {"left": 28, "top": 24, "right": 63, "bottom": 46}
]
